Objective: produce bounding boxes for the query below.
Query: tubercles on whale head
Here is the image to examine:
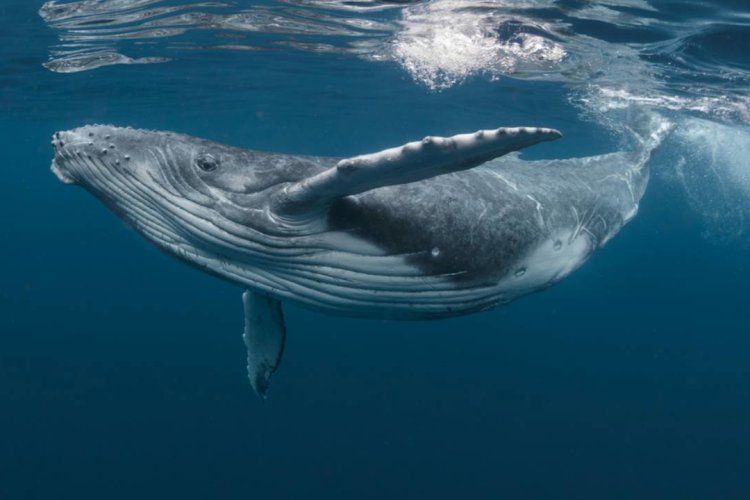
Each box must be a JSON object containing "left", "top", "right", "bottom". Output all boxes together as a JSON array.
[
  {"left": 51, "top": 125, "right": 156, "bottom": 188},
  {"left": 50, "top": 126, "right": 214, "bottom": 241},
  {"left": 49, "top": 124, "right": 304, "bottom": 267},
  {"left": 51, "top": 125, "right": 258, "bottom": 203},
  {"left": 50, "top": 132, "right": 76, "bottom": 184}
]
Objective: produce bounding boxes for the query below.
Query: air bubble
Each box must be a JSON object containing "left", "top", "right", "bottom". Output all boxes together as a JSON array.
[
  {"left": 431, "top": 247, "right": 440, "bottom": 258},
  {"left": 553, "top": 240, "right": 562, "bottom": 251},
  {"left": 514, "top": 267, "right": 526, "bottom": 277}
]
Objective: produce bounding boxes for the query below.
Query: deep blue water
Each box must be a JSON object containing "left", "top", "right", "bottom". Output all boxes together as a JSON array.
[{"left": 2, "top": 0, "right": 750, "bottom": 498}]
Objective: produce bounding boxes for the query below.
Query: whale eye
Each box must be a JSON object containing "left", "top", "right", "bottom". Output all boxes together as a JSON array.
[{"left": 195, "top": 153, "right": 219, "bottom": 172}]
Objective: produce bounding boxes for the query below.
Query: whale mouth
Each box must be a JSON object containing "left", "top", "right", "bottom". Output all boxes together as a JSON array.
[
  {"left": 51, "top": 158, "right": 77, "bottom": 184},
  {"left": 50, "top": 131, "right": 78, "bottom": 184}
]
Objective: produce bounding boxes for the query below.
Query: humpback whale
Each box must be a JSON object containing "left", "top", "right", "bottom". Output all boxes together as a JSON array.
[{"left": 50, "top": 123, "right": 665, "bottom": 396}]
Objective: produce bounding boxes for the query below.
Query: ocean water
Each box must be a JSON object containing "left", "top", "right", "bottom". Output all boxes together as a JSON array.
[{"left": 1, "top": 0, "right": 750, "bottom": 498}]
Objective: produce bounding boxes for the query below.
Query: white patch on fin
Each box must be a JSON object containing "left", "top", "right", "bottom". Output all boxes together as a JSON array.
[
  {"left": 242, "top": 290, "right": 286, "bottom": 398},
  {"left": 274, "top": 126, "right": 561, "bottom": 215}
]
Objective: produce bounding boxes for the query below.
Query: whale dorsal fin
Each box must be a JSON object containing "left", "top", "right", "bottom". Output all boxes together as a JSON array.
[{"left": 273, "top": 126, "right": 561, "bottom": 216}]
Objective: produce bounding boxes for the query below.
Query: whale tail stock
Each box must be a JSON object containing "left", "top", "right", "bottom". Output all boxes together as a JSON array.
[
  {"left": 271, "top": 126, "right": 562, "bottom": 218},
  {"left": 622, "top": 110, "right": 675, "bottom": 168}
]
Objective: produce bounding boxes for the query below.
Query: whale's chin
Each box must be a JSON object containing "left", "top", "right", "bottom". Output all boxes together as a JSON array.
[
  {"left": 49, "top": 133, "right": 77, "bottom": 184},
  {"left": 50, "top": 160, "right": 77, "bottom": 184}
]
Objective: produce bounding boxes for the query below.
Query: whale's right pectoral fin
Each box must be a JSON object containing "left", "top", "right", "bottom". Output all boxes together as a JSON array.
[
  {"left": 243, "top": 290, "right": 286, "bottom": 399},
  {"left": 273, "top": 126, "right": 561, "bottom": 216}
]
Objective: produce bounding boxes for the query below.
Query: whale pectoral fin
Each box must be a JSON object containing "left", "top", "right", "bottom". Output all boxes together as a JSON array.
[
  {"left": 242, "top": 290, "right": 286, "bottom": 398},
  {"left": 273, "top": 126, "right": 561, "bottom": 215}
]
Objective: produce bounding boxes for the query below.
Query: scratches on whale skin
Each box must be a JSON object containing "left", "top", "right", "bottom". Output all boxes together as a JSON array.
[
  {"left": 467, "top": 205, "right": 489, "bottom": 248},
  {"left": 570, "top": 171, "right": 596, "bottom": 194},
  {"left": 489, "top": 170, "right": 520, "bottom": 192},
  {"left": 594, "top": 170, "right": 640, "bottom": 223},
  {"left": 525, "top": 193, "right": 546, "bottom": 230},
  {"left": 569, "top": 205, "right": 584, "bottom": 244}
]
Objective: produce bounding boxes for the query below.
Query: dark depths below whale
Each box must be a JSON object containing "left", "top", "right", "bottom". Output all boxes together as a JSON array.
[{"left": 50, "top": 121, "right": 668, "bottom": 396}]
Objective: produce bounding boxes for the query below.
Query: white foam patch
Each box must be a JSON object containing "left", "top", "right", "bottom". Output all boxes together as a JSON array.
[
  {"left": 680, "top": 121, "right": 750, "bottom": 192},
  {"left": 667, "top": 118, "right": 750, "bottom": 243},
  {"left": 391, "top": 0, "right": 565, "bottom": 90},
  {"left": 585, "top": 87, "right": 750, "bottom": 124}
]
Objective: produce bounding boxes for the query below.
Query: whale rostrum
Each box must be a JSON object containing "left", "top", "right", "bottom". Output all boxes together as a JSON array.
[{"left": 50, "top": 123, "right": 662, "bottom": 396}]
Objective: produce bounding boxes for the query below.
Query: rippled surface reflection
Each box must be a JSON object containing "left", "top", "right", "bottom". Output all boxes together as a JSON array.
[
  {"left": 37, "top": 0, "right": 750, "bottom": 241},
  {"left": 40, "top": 0, "right": 750, "bottom": 107},
  {"left": 39, "top": 0, "right": 402, "bottom": 72}
]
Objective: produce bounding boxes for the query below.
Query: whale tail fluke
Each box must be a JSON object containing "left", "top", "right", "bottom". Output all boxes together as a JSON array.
[{"left": 272, "top": 126, "right": 561, "bottom": 218}]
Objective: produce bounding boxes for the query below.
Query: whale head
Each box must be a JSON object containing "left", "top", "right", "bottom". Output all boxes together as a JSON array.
[{"left": 50, "top": 125, "right": 317, "bottom": 264}]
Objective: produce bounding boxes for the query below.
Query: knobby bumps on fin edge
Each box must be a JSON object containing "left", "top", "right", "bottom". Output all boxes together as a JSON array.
[{"left": 273, "top": 126, "right": 561, "bottom": 216}]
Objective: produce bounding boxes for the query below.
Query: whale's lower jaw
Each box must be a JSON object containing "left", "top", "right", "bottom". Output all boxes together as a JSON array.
[
  {"left": 156, "top": 226, "right": 594, "bottom": 320},
  {"left": 51, "top": 160, "right": 77, "bottom": 184}
]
